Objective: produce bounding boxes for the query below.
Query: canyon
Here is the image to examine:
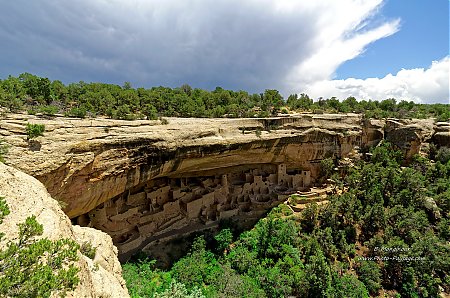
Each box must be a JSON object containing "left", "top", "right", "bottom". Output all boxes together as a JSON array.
[{"left": 1, "top": 113, "right": 447, "bottom": 264}]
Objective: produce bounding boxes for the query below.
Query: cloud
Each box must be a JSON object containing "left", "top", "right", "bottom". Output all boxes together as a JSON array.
[
  {"left": 0, "top": 0, "right": 399, "bottom": 95},
  {"left": 304, "top": 56, "right": 450, "bottom": 104}
]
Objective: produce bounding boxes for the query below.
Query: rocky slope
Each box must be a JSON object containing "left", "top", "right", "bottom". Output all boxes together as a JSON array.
[
  {"left": 0, "top": 113, "right": 445, "bottom": 262},
  {"left": 0, "top": 162, "right": 129, "bottom": 297}
]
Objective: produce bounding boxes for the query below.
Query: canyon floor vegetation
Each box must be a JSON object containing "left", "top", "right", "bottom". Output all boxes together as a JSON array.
[{"left": 122, "top": 143, "right": 450, "bottom": 298}]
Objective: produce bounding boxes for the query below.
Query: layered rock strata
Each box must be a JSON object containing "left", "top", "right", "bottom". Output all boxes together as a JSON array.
[{"left": 0, "top": 113, "right": 445, "bottom": 260}]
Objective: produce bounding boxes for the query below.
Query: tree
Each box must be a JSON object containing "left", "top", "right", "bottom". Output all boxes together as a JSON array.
[
  {"left": 143, "top": 104, "right": 158, "bottom": 120},
  {"left": 333, "top": 274, "right": 369, "bottom": 298},
  {"left": 122, "top": 258, "right": 172, "bottom": 298},
  {"left": 379, "top": 98, "right": 397, "bottom": 112},
  {"left": 356, "top": 261, "right": 382, "bottom": 295},
  {"left": 320, "top": 157, "right": 335, "bottom": 180},
  {"left": 171, "top": 237, "right": 222, "bottom": 289},
  {"left": 287, "top": 93, "right": 313, "bottom": 111},
  {"left": 154, "top": 280, "right": 205, "bottom": 298},
  {"left": 305, "top": 249, "right": 334, "bottom": 297},
  {"left": 214, "top": 228, "right": 233, "bottom": 255}
]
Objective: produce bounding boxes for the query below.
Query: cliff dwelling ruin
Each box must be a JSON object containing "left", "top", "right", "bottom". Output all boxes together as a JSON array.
[{"left": 75, "top": 163, "right": 312, "bottom": 261}]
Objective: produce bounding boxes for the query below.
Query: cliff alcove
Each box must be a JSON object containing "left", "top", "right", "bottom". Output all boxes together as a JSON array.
[{"left": 1, "top": 113, "right": 443, "bottom": 265}]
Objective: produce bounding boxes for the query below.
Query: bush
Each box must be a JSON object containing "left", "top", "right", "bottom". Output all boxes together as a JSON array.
[
  {"left": 356, "top": 261, "right": 382, "bottom": 295},
  {"left": 122, "top": 258, "right": 172, "bottom": 297},
  {"left": 320, "top": 157, "right": 335, "bottom": 180},
  {"left": 154, "top": 280, "right": 205, "bottom": 298},
  {"left": 25, "top": 123, "right": 45, "bottom": 139},
  {"left": 67, "top": 107, "right": 87, "bottom": 118},
  {"left": 80, "top": 242, "right": 96, "bottom": 259},
  {"left": 0, "top": 197, "right": 80, "bottom": 297},
  {"left": 38, "top": 105, "right": 58, "bottom": 116},
  {"left": 436, "top": 146, "right": 450, "bottom": 164}
]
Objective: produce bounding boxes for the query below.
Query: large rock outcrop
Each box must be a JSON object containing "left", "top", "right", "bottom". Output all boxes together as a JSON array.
[
  {"left": 0, "top": 163, "right": 129, "bottom": 297},
  {"left": 0, "top": 113, "right": 446, "bottom": 261},
  {"left": 384, "top": 118, "right": 436, "bottom": 160}
]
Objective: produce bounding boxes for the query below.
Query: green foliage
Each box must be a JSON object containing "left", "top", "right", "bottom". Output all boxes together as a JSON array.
[
  {"left": 304, "top": 248, "right": 333, "bottom": 297},
  {"left": 356, "top": 261, "right": 382, "bottom": 295},
  {"left": 320, "top": 157, "right": 335, "bottom": 180},
  {"left": 38, "top": 105, "right": 59, "bottom": 116},
  {"left": 332, "top": 274, "right": 369, "bottom": 298},
  {"left": 214, "top": 228, "right": 233, "bottom": 255},
  {"left": 67, "top": 107, "right": 87, "bottom": 118},
  {"left": 0, "top": 197, "right": 80, "bottom": 297},
  {"left": 2, "top": 73, "right": 448, "bottom": 120},
  {"left": 154, "top": 280, "right": 205, "bottom": 298},
  {"left": 122, "top": 258, "right": 172, "bottom": 297},
  {"left": 25, "top": 123, "right": 45, "bottom": 139},
  {"left": 436, "top": 146, "right": 450, "bottom": 164},
  {"left": 144, "top": 104, "right": 158, "bottom": 120},
  {"left": 80, "top": 242, "right": 96, "bottom": 259},
  {"left": 171, "top": 237, "right": 222, "bottom": 290},
  {"left": 0, "top": 197, "right": 10, "bottom": 226}
]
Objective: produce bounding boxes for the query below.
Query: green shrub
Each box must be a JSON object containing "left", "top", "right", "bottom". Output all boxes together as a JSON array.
[
  {"left": 436, "top": 146, "right": 450, "bottom": 164},
  {"left": 122, "top": 258, "right": 172, "bottom": 297},
  {"left": 144, "top": 104, "right": 158, "bottom": 120},
  {"left": 0, "top": 197, "right": 80, "bottom": 297},
  {"left": 356, "top": 261, "right": 382, "bottom": 295},
  {"left": 214, "top": 228, "right": 233, "bottom": 255},
  {"left": 67, "top": 107, "right": 87, "bottom": 118},
  {"left": 25, "top": 123, "right": 45, "bottom": 139},
  {"left": 320, "top": 157, "right": 335, "bottom": 180},
  {"left": 154, "top": 280, "right": 205, "bottom": 298},
  {"left": 38, "top": 105, "right": 58, "bottom": 116},
  {"left": 80, "top": 242, "right": 97, "bottom": 259}
]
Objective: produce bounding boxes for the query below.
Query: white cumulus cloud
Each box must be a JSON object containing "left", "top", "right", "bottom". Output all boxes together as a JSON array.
[{"left": 304, "top": 56, "right": 450, "bottom": 104}]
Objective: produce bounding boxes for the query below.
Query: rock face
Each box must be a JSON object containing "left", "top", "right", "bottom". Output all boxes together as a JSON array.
[
  {"left": 432, "top": 122, "right": 450, "bottom": 147},
  {"left": 384, "top": 118, "right": 436, "bottom": 160},
  {"left": 0, "top": 113, "right": 447, "bottom": 261},
  {"left": 0, "top": 163, "right": 129, "bottom": 297}
]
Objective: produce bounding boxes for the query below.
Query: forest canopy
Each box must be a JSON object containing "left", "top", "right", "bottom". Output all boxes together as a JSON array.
[{"left": 0, "top": 73, "right": 449, "bottom": 121}]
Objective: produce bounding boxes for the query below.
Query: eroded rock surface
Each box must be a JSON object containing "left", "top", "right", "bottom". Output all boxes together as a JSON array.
[
  {"left": 0, "top": 163, "right": 129, "bottom": 297},
  {"left": 0, "top": 113, "right": 446, "bottom": 260}
]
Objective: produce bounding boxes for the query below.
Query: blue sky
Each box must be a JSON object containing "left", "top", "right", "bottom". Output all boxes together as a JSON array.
[
  {"left": 337, "top": 0, "right": 449, "bottom": 80},
  {"left": 0, "top": 0, "right": 448, "bottom": 103}
]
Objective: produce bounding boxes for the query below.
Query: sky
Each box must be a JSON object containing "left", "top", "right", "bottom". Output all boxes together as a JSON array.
[{"left": 0, "top": 0, "right": 448, "bottom": 103}]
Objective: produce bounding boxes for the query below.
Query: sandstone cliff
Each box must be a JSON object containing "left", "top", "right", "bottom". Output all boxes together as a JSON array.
[
  {"left": 0, "top": 113, "right": 446, "bottom": 262},
  {"left": 0, "top": 162, "right": 129, "bottom": 297}
]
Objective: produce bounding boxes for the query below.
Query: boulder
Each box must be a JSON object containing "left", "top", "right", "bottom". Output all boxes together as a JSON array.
[{"left": 0, "top": 163, "right": 129, "bottom": 298}]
